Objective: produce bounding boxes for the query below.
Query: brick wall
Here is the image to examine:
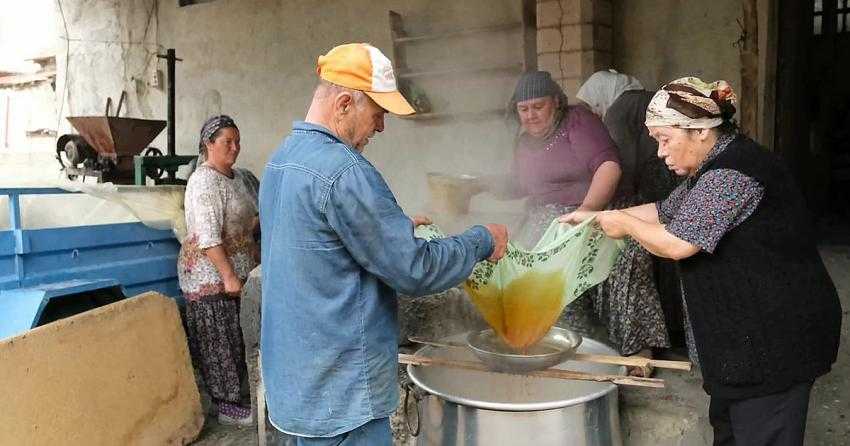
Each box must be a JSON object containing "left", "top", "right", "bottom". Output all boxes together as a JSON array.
[{"left": 536, "top": 0, "right": 612, "bottom": 100}]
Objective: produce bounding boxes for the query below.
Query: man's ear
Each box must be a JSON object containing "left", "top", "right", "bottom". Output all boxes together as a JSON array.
[{"left": 334, "top": 91, "right": 354, "bottom": 115}]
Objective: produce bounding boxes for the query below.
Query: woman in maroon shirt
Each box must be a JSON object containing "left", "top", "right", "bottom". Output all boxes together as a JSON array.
[{"left": 481, "top": 71, "right": 670, "bottom": 374}]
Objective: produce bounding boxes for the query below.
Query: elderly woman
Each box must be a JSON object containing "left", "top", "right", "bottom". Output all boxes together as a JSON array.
[
  {"left": 578, "top": 77, "right": 841, "bottom": 445},
  {"left": 480, "top": 71, "right": 670, "bottom": 374},
  {"left": 575, "top": 70, "right": 685, "bottom": 350},
  {"left": 178, "top": 115, "right": 259, "bottom": 426},
  {"left": 576, "top": 70, "right": 679, "bottom": 202}
]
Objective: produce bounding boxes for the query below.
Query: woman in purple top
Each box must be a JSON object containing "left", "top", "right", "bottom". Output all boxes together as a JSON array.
[{"left": 481, "top": 71, "right": 670, "bottom": 374}]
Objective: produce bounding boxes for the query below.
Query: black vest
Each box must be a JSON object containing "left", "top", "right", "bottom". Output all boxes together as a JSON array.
[{"left": 679, "top": 135, "right": 842, "bottom": 398}]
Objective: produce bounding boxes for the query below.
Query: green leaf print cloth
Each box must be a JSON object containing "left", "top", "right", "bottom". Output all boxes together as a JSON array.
[{"left": 415, "top": 218, "right": 623, "bottom": 350}]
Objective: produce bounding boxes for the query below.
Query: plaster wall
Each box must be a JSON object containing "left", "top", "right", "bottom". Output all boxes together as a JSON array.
[
  {"left": 611, "top": 0, "right": 742, "bottom": 94},
  {"left": 156, "top": 0, "right": 524, "bottom": 214}
]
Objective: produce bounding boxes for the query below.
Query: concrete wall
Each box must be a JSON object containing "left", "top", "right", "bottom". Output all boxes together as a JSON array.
[
  {"left": 156, "top": 0, "right": 524, "bottom": 214},
  {"left": 611, "top": 0, "right": 742, "bottom": 93}
]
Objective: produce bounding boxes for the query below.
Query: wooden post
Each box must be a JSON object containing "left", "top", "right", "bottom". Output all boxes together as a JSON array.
[
  {"left": 521, "top": 0, "right": 537, "bottom": 71},
  {"left": 740, "top": 0, "right": 759, "bottom": 138}
]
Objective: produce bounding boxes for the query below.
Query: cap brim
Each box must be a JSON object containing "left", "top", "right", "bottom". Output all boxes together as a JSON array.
[{"left": 364, "top": 90, "right": 415, "bottom": 116}]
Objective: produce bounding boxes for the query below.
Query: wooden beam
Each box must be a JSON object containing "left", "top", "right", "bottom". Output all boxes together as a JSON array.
[
  {"left": 740, "top": 0, "right": 759, "bottom": 138},
  {"left": 521, "top": 0, "right": 537, "bottom": 71}
]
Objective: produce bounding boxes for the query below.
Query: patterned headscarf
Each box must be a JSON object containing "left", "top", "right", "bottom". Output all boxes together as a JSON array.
[
  {"left": 198, "top": 115, "right": 238, "bottom": 154},
  {"left": 645, "top": 77, "right": 738, "bottom": 129},
  {"left": 576, "top": 69, "right": 644, "bottom": 118}
]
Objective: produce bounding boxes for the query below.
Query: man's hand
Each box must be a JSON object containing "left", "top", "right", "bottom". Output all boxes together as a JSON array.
[
  {"left": 558, "top": 207, "right": 599, "bottom": 225},
  {"left": 410, "top": 215, "right": 433, "bottom": 227},
  {"left": 223, "top": 274, "right": 243, "bottom": 297},
  {"left": 595, "top": 210, "right": 629, "bottom": 239},
  {"left": 484, "top": 224, "right": 508, "bottom": 262}
]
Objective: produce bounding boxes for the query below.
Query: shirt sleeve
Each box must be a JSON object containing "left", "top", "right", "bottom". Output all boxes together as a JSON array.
[
  {"left": 187, "top": 172, "right": 226, "bottom": 249},
  {"left": 325, "top": 162, "right": 494, "bottom": 296},
  {"left": 656, "top": 181, "right": 689, "bottom": 224},
  {"left": 666, "top": 169, "right": 765, "bottom": 253},
  {"left": 569, "top": 108, "right": 620, "bottom": 174}
]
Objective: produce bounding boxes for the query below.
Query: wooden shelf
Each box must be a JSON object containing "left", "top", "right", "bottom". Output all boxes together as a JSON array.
[
  {"left": 397, "top": 108, "right": 505, "bottom": 121},
  {"left": 392, "top": 22, "right": 522, "bottom": 44},
  {"left": 397, "top": 63, "right": 523, "bottom": 80}
]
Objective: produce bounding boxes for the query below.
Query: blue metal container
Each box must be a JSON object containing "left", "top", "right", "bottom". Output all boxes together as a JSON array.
[{"left": 0, "top": 187, "right": 181, "bottom": 340}]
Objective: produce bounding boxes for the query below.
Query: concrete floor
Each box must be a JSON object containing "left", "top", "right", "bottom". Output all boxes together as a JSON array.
[{"left": 191, "top": 244, "right": 850, "bottom": 445}]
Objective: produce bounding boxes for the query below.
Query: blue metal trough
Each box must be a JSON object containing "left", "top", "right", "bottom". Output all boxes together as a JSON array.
[{"left": 0, "top": 187, "right": 182, "bottom": 340}]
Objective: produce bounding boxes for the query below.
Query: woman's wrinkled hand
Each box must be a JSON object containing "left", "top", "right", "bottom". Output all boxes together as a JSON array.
[
  {"left": 558, "top": 208, "right": 598, "bottom": 225},
  {"left": 410, "top": 215, "right": 433, "bottom": 227},
  {"left": 595, "top": 210, "right": 629, "bottom": 239},
  {"left": 223, "top": 274, "right": 243, "bottom": 297}
]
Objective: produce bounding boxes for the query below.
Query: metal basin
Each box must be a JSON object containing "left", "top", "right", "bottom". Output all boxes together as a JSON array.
[
  {"left": 407, "top": 334, "right": 625, "bottom": 445},
  {"left": 467, "top": 327, "right": 582, "bottom": 373}
]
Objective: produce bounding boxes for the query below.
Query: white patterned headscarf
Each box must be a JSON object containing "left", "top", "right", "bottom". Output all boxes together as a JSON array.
[
  {"left": 645, "top": 77, "right": 738, "bottom": 129},
  {"left": 576, "top": 69, "right": 644, "bottom": 118}
]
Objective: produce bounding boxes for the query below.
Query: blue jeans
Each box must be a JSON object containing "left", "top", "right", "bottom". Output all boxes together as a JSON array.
[{"left": 268, "top": 417, "right": 392, "bottom": 446}]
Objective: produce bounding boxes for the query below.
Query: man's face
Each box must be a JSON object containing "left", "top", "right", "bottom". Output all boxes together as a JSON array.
[
  {"left": 342, "top": 94, "right": 386, "bottom": 152},
  {"left": 648, "top": 126, "right": 704, "bottom": 177}
]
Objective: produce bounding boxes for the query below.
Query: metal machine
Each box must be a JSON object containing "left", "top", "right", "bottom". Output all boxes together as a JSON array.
[{"left": 55, "top": 49, "right": 196, "bottom": 185}]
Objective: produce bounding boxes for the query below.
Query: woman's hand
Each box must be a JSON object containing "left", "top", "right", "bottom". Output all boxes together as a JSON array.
[
  {"left": 223, "top": 274, "right": 243, "bottom": 297},
  {"left": 558, "top": 208, "right": 598, "bottom": 225},
  {"left": 595, "top": 210, "right": 630, "bottom": 239}
]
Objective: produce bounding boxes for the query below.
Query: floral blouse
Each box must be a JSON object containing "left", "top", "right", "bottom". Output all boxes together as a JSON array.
[{"left": 178, "top": 165, "right": 259, "bottom": 301}]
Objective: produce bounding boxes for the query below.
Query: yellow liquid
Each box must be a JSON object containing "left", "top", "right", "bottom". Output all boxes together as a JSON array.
[{"left": 465, "top": 270, "right": 565, "bottom": 350}]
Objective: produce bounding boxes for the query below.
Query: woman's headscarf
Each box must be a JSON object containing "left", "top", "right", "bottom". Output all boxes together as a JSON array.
[
  {"left": 575, "top": 69, "right": 644, "bottom": 118},
  {"left": 198, "top": 114, "right": 238, "bottom": 156},
  {"left": 507, "top": 71, "right": 570, "bottom": 135},
  {"left": 645, "top": 77, "right": 737, "bottom": 129}
]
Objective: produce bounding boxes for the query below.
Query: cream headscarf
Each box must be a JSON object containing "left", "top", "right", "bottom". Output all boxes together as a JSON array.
[
  {"left": 575, "top": 69, "right": 644, "bottom": 118},
  {"left": 645, "top": 77, "right": 738, "bottom": 129}
]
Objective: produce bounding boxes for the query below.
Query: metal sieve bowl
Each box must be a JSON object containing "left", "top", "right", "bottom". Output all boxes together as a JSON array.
[{"left": 466, "top": 327, "right": 583, "bottom": 373}]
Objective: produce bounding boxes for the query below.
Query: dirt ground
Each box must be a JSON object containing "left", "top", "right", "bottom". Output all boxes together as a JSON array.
[{"left": 191, "top": 244, "right": 850, "bottom": 445}]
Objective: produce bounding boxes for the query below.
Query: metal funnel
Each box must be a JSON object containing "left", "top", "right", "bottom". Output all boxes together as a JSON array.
[{"left": 66, "top": 116, "right": 166, "bottom": 157}]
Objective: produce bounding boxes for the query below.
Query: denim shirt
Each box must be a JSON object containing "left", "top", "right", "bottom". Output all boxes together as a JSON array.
[{"left": 259, "top": 121, "right": 494, "bottom": 437}]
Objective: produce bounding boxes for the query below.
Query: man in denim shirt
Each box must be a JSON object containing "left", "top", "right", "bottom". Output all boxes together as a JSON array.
[{"left": 259, "top": 43, "right": 508, "bottom": 445}]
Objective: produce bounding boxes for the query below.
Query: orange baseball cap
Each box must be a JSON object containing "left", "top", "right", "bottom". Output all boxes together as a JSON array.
[{"left": 317, "top": 43, "right": 415, "bottom": 116}]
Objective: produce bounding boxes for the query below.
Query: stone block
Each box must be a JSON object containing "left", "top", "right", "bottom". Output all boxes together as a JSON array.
[
  {"left": 537, "top": 26, "right": 563, "bottom": 54},
  {"left": 536, "top": 0, "right": 581, "bottom": 28},
  {"left": 240, "top": 265, "right": 263, "bottom": 430},
  {"left": 557, "top": 76, "right": 582, "bottom": 99},
  {"left": 0, "top": 292, "right": 204, "bottom": 445},
  {"left": 560, "top": 51, "right": 583, "bottom": 79},
  {"left": 537, "top": 52, "right": 561, "bottom": 77}
]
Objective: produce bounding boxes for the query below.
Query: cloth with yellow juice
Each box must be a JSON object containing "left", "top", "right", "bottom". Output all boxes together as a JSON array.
[{"left": 415, "top": 218, "right": 623, "bottom": 350}]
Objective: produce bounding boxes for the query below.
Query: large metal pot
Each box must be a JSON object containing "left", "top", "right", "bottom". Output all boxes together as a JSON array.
[{"left": 406, "top": 335, "right": 625, "bottom": 446}]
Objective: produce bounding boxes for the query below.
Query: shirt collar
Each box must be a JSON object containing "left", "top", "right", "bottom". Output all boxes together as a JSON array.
[
  {"left": 292, "top": 121, "right": 345, "bottom": 144},
  {"left": 696, "top": 132, "right": 737, "bottom": 172}
]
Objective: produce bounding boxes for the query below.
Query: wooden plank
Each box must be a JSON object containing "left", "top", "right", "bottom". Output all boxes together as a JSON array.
[
  {"left": 398, "top": 108, "right": 505, "bottom": 121},
  {"left": 521, "top": 0, "right": 537, "bottom": 71},
  {"left": 399, "top": 353, "right": 665, "bottom": 388},
  {"left": 393, "top": 22, "right": 522, "bottom": 44},
  {"left": 407, "top": 337, "right": 690, "bottom": 371},
  {"left": 397, "top": 63, "right": 523, "bottom": 80},
  {"left": 740, "top": 0, "right": 759, "bottom": 137}
]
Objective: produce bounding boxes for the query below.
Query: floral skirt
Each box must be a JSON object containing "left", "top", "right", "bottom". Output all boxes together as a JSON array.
[
  {"left": 185, "top": 295, "right": 248, "bottom": 404},
  {"left": 515, "top": 202, "right": 670, "bottom": 355}
]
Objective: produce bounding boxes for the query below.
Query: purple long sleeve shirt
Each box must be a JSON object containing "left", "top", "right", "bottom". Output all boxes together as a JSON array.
[{"left": 514, "top": 105, "right": 620, "bottom": 206}]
